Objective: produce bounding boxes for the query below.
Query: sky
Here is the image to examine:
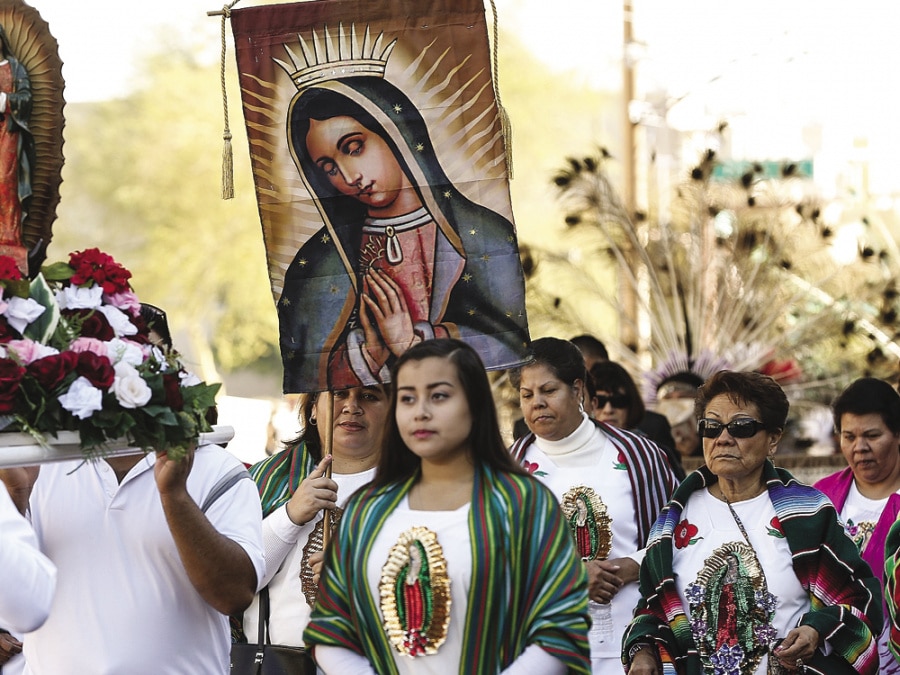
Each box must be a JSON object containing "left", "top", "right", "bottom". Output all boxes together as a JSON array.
[
  {"left": 30, "top": 0, "right": 900, "bottom": 196},
  {"left": 27, "top": 0, "right": 223, "bottom": 102},
  {"left": 26, "top": 0, "right": 612, "bottom": 102}
]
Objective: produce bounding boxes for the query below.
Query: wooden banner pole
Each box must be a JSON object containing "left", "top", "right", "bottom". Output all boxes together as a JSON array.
[{"left": 321, "top": 390, "right": 335, "bottom": 549}]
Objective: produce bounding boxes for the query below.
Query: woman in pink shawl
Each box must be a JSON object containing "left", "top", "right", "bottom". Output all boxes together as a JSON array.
[{"left": 814, "top": 377, "right": 900, "bottom": 673}]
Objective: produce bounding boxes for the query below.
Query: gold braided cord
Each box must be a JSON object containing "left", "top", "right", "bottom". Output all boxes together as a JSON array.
[
  {"left": 487, "top": 0, "right": 512, "bottom": 179},
  {"left": 217, "top": 1, "right": 242, "bottom": 199}
]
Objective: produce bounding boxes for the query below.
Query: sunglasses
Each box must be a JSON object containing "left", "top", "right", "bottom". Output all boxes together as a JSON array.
[
  {"left": 595, "top": 393, "right": 629, "bottom": 409},
  {"left": 698, "top": 418, "right": 766, "bottom": 439}
]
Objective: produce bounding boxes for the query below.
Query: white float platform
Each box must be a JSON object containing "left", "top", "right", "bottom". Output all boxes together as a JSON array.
[{"left": 0, "top": 425, "right": 235, "bottom": 467}]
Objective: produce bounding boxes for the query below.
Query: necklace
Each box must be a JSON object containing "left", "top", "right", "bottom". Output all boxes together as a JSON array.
[{"left": 721, "top": 492, "right": 752, "bottom": 545}]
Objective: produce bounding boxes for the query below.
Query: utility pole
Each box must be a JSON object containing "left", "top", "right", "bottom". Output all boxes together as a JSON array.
[{"left": 620, "top": 0, "right": 639, "bottom": 352}]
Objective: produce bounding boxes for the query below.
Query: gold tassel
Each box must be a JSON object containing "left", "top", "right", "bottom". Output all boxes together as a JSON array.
[
  {"left": 487, "top": 0, "right": 512, "bottom": 179},
  {"left": 213, "top": 2, "right": 241, "bottom": 200},
  {"left": 221, "top": 130, "right": 234, "bottom": 200}
]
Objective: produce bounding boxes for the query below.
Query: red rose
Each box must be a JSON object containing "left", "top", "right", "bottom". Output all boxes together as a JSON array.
[
  {"left": 163, "top": 374, "right": 183, "bottom": 411},
  {"left": 27, "top": 352, "right": 79, "bottom": 391},
  {"left": 75, "top": 351, "right": 115, "bottom": 389},
  {"left": 523, "top": 460, "right": 540, "bottom": 474},
  {"left": 0, "top": 317, "right": 20, "bottom": 343},
  {"left": 0, "top": 357, "right": 26, "bottom": 413},
  {"left": 63, "top": 309, "right": 115, "bottom": 341},
  {"left": 0, "top": 255, "right": 23, "bottom": 281},
  {"left": 674, "top": 519, "right": 700, "bottom": 549},
  {"left": 68, "top": 248, "right": 132, "bottom": 295},
  {"left": 127, "top": 313, "right": 151, "bottom": 345}
]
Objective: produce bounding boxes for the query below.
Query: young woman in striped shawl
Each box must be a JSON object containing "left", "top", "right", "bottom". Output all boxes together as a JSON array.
[
  {"left": 240, "top": 385, "right": 389, "bottom": 666},
  {"left": 624, "top": 371, "right": 882, "bottom": 675},
  {"left": 304, "top": 338, "right": 591, "bottom": 674}
]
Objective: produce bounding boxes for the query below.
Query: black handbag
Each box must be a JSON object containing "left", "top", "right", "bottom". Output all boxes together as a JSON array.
[{"left": 230, "top": 587, "right": 317, "bottom": 675}]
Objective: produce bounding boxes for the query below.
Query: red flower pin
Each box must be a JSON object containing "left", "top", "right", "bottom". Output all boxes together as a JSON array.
[{"left": 674, "top": 519, "right": 702, "bottom": 548}]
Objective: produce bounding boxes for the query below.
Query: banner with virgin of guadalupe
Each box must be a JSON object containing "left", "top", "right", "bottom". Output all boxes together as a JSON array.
[{"left": 230, "top": 0, "right": 530, "bottom": 393}]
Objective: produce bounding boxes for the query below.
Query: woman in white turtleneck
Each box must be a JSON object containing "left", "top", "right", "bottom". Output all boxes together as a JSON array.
[{"left": 510, "top": 337, "right": 678, "bottom": 674}]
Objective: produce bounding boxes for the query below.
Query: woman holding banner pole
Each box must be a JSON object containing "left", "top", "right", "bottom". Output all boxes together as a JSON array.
[{"left": 241, "top": 385, "right": 389, "bottom": 668}]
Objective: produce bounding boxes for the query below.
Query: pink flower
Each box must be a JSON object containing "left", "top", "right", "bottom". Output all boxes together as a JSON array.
[
  {"left": 68, "top": 337, "right": 109, "bottom": 358},
  {"left": 6, "top": 339, "right": 58, "bottom": 365},
  {"left": 104, "top": 290, "right": 141, "bottom": 316}
]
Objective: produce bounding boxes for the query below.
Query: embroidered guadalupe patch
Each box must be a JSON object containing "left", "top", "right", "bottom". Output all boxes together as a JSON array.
[
  {"left": 674, "top": 519, "right": 702, "bottom": 548},
  {"left": 845, "top": 518, "right": 876, "bottom": 552},
  {"left": 560, "top": 486, "right": 612, "bottom": 561},
  {"left": 686, "top": 541, "right": 778, "bottom": 675},
  {"left": 380, "top": 526, "right": 451, "bottom": 657}
]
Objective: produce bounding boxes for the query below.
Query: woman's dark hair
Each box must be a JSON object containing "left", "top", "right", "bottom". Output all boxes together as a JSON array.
[
  {"left": 283, "top": 393, "right": 323, "bottom": 461},
  {"left": 832, "top": 377, "right": 900, "bottom": 434},
  {"left": 694, "top": 370, "right": 789, "bottom": 432},
  {"left": 588, "top": 361, "right": 645, "bottom": 429},
  {"left": 374, "top": 339, "right": 526, "bottom": 486},
  {"left": 509, "top": 337, "right": 587, "bottom": 389}
]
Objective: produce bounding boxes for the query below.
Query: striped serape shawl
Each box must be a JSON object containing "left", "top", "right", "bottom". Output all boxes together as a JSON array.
[
  {"left": 303, "top": 464, "right": 592, "bottom": 673},
  {"left": 624, "top": 461, "right": 883, "bottom": 675},
  {"left": 884, "top": 515, "right": 900, "bottom": 662},
  {"left": 248, "top": 441, "right": 317, "bottom": 517},
  {"left": 510, "top": 421, "right": 679, "bottom": 547}
]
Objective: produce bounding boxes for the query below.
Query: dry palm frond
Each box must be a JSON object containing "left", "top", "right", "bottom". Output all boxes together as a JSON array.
[{"left": 535, "top": 148, "right": 900, "bottom": 404}]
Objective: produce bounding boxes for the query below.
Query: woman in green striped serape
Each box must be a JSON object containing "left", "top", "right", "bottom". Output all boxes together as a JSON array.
[
  {"left": 305, "top": 338, "right": 592, "bottom": 673},
  {"left": 239, "top": 384, "right": 389, "bottom": 666}
]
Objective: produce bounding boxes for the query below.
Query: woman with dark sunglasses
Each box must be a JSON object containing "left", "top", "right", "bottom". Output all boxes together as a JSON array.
[
  {"left": 624, "top": 370, "right": 881, "bottom": 675},
  {"left": 588, "top": 361, "right": 685, "bottom": 481},
  {"left": 510, "top": 338, "right": 677, "bottom": 673}
]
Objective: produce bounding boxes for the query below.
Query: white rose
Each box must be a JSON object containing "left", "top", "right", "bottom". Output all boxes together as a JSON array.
[
  {"left": 148, "top": 345, "right": 167, "bottom": 365},
  {"left": 58, "top": 376, "right": 104, "bottom": 419},
  {"left": 113, "top": 369, "right": 152, "bottom": 409},
  {"left": 179, "top": 370, "right": 201, "bottom": 387},
  {"left": 56, "top": 285, "right": 103, "bottom": 310},
  {"left": 98, "top": 305, "right": 138, "bottom": 337},
  {"left": 3, "top": 297, "right": 47, "bottom": 334},
  {"left": 106, "top": 338, "right": 144, "bottom": 366}
]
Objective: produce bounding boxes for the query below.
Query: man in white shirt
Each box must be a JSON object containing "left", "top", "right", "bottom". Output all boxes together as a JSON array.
[
  {"left": 0, "top": 481, "right": 55, "bottom": 653},
  {"left": 3, "top": 442, "right": 264, "bottom": 675}
]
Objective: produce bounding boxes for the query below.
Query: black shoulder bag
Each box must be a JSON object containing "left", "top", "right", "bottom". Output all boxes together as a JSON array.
[{"left": 230, "top": 587, "right": 316, "bottom": 675}]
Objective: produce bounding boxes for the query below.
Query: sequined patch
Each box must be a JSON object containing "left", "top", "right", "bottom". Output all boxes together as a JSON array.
[
  {"left": 686, "top": 541, "right": 781, "bottom": 674},
  {"left": 560, "top": 485, "right": 612, "bottom": 561},
  {"left": 380, "top": 526, "right": 451, "bottom": 656},
  {"left": 300, "top": 505, "right": 344, "bottom": 605},
  {"left": 846, "top": 518, "right": 876, "bottom": 553}
]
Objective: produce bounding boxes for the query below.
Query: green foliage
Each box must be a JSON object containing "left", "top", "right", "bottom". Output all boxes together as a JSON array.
[{"left": 24, "top": 275, "right": 60, "bottom": 343}]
